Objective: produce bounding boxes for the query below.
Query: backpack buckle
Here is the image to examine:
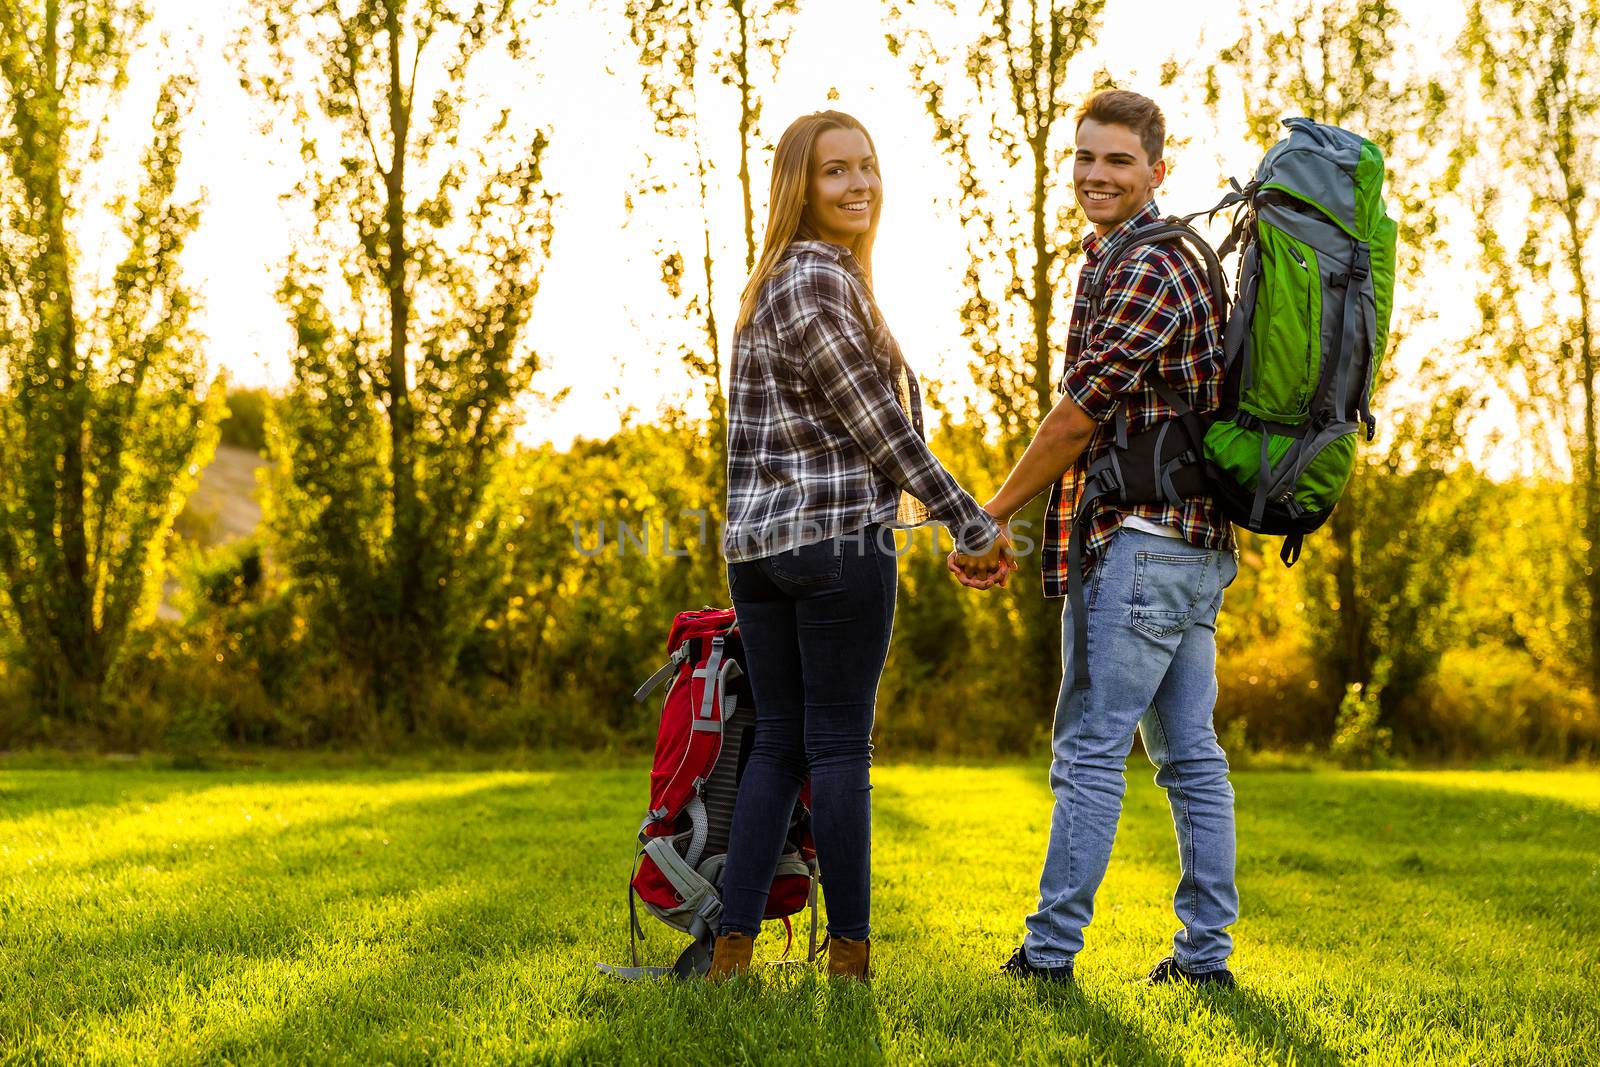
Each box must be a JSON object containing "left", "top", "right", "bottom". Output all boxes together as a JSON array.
[{"left": 1348, "top": 245, "right": 1371, "bottom": 282}]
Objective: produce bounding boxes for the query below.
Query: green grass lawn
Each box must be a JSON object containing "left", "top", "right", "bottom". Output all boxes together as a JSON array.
[{"left": 2, "top": 762, "right": 1596, "bottom": 1065}]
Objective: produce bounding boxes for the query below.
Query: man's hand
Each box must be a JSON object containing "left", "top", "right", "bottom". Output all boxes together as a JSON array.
[
  {"left": 948, "top": 522, "right": 1016, "bottom": 590},
  {"left": 947, "top": 397, "right": 1096, "bottom": 592}
]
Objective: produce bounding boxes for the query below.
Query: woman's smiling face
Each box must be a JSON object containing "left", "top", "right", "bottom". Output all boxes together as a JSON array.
[{"left": 805, "top": 127, "right": 880, "bottom": 247}]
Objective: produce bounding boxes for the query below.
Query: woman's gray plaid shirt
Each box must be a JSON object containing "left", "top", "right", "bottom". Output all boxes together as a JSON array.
[{"left": 723, "top": 240, "right": 999, "bottom": 563}]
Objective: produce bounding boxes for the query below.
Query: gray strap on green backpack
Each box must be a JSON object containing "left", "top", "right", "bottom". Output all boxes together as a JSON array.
[
  {"left": 1331, "top": 241, "right": 1377, "bottom": 440},
  {"left": 1224, "top": 243, "right": 1261, "bottom": 394},
  {"left": 1085, "top": 218, "right": 1231, "bottom": 324}
]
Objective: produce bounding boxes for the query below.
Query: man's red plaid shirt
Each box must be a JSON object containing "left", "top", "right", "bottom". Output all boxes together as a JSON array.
[{"left": 1040, "top": 200, "right": 1233, "bottom": 599}]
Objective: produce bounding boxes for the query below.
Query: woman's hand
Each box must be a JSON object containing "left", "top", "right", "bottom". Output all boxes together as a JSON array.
[{"left": 948, "top": 522, "right": 1016, "bottom": 590}]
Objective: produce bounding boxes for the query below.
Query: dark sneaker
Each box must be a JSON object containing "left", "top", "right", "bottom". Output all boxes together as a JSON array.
[
  {"left": 1000, "top": 944, "right": 1074, "bottom": 984},
  {"left": 1147, "top": 955, "right": 1236, "bottom": 989}
]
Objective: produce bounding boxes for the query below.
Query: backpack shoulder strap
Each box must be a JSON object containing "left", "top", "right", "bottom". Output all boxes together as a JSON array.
[
  {"left": 634, "top": 642, "right": 691, "bottom": 703},
  {"left": 1080, "top": 220, "right": 1226, "bottom": 453},
  {"left": 1085, "top": 218, "right": 1231, "bottom": 328}
]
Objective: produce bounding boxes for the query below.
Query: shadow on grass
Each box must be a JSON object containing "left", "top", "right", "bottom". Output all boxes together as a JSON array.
[
  {"left": 1, "top": 772, "right": 630, "bottom": 1060},
  {"left": 1237, "top": 774, "right": 1600, "bottom": 946},
  {"left": 545, "top": 968, "right": 888, "bottom": 1066},
  {"left": 6, "top": 765, "right": 1598, "bottom": 1064},
  {"left": 1021, "top": 981, "right": 1181, "bottom": 1067},
  {"left": 1206, "top": 987, "right": 1344, "bottom": 1067},
  {"left": 1002, "top": 976, "right": 1348, "bottom": 1067}
]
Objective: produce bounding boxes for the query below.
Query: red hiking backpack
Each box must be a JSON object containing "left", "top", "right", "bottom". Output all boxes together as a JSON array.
[{"left": 599, "top": 608, "right": 819, "bottom": 979}]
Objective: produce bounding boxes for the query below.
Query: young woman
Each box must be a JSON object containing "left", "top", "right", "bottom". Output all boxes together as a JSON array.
[{"left": 712, "top": 110, "right": 1011, "bottom": 980}]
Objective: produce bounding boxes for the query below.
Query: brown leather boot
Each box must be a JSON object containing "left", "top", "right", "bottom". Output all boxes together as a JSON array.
[
  {"left": 706, "top": 932, "right": 755, "bottom": 979},
  {"left": 826, "top": 936, "right": 871, "bottom": 981}
]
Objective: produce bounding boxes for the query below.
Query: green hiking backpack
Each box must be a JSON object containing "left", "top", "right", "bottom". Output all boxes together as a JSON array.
[
  {"left": 1203, "top": 117, "right": 1398, "bottom": 563},
  {"left": 1064, "top": 118, "right": 1397, "bottom": 690}
]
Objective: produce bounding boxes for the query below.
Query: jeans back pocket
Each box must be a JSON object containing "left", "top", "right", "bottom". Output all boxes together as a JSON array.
[
  {"left": 1131, "top": 551, "right": 1209, "bottom": 638},
  {"left": 766, "top": 537, "right": 845, "bottom": 587}
]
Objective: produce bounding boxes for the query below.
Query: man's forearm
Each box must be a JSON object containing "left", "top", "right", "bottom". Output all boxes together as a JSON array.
[{"left": 984, "top": 398, "right": 1098, "bottom": 520}]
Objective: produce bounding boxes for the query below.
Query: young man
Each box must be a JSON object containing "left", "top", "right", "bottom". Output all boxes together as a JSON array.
[{"left": 950, "top": 89, "right": 1239, "bottom": 987}]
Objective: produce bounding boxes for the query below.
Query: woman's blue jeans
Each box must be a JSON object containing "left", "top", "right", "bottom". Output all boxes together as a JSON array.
[{"left": 718, "top": 524, "right": 897, "bottom": 941}]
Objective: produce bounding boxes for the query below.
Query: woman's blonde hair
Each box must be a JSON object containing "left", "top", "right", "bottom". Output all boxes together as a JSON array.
[{"left": 734, "top": 110, "right": 882, "bottom": 334}]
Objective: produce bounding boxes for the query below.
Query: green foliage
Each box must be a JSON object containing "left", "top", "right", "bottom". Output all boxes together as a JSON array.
[
  {"left": 1214, "top": 532, "right": 1330, "bottom": 748},
  {"left": 185, "top": 536, "right": 266, "bottom": 611},
  {"left": 874, "top": 411, "right": 1052, "bottom": 754},
  {"left": 1455, "top": 480, "right": 1589, "bottom": 672},
  {"left": 218, "top": 386, "right": 271, "bottom": 453},
  {"left": 887, "top": 0, "right": 1110, "bottom": 716},
  {"left": 1459, "top": 0, "right": 1600, "bottom": 694},
  {"left": 1330, "top": 672, "right": 1394, "bottom": 768},
  {"left": 9, "top": 406, "right": 1585, "bottom": 759},
  {"left": 1300, "top": 426, "right": 1487, "bottom": 720},
  {"left": 471, "top": 415, "right": 726, "bottom": 747},
  {"left": 6, "top": 409, "right": 1593, "bottom": 758},
  {"left": 0, "top": 1, "right": 220, "bottom": 720},
  {"left": 1422, "top": 646, "right": 1599, "bottom": 761},
  {"left": 99, "top": 539, "right": 377, "bottom": 750},
  {"left": 237, "top": 0, "right": 555, "bottom": 730},
  {"left": 623, "top": 0, "right": 797, "bottom": 504}
]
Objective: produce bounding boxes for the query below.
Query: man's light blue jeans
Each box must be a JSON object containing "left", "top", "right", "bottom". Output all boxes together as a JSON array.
[{"left": 1023, "top": 527, "right": 1239, "bottom": 973}]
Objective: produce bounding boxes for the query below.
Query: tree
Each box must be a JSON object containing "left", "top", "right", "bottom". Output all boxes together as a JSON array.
[
  {"left": 237, "top": 0, "right": 554, "bottom": 729},
  {"left": 623, "top": 0, "right": 796, "bottom": 549},
  {"left": 889, "top": 0, "right": 1106, "bottom": 454},
  {"left": 887, "top": 0, "right": 1108, "bottom": 710},
  {"left": 1209, "top": 0, "right": 1482, "bottom": 738},
  {"left": 0, "top": 0, "right": 218, "bottom": 719},
  {"left": 1461, "top": 0, "right": 1599, "bottom": 697}
]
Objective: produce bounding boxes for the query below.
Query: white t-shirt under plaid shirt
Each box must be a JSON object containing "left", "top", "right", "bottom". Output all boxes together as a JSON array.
[{"left": 722, "top": 240, "right": 999, "bottom": 563}]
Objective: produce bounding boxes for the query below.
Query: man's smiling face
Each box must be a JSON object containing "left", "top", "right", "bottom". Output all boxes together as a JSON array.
[{"left": 1073, "top": 118, "right": 1166, "bottom": 236}]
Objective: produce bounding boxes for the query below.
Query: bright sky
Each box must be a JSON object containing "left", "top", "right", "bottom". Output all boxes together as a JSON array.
[{"left": 85, "top": 0, "right": 1494, "bottom": 467}]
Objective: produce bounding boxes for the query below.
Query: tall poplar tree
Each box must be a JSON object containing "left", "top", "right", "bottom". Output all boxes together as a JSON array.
[
  {"left": 0, "top": 0, "right": 217, "bottom": 718},
  {"left": 889, "top": 0, "right": 1107, "bottom": 452},
  {"left": 239, "top": 0, "right": 554, "bottom": 728},
  {"left": 624, "top": 0, "right": 796, "bottom": 512},
  {"left": 887, "top": 0, "right": 1108, "bottom": 708},
  {"left": 1210, "top": 0, "right": 1483, "bottom": 737},
  {"left": 1461, "top": 0, "right": 1599, "bottom": 697}
]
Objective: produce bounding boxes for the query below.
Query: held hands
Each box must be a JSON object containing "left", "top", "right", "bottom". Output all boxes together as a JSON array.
[{"left": 947, "top": 516, "right": 1017, "bottom": 590}]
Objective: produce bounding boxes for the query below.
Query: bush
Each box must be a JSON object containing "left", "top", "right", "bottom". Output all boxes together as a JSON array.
[
  {"left": 178, "top": 537, "right": 266, "bottom": 610},
  {"left": 1216, "top": 634, "right": 1334, "bottom": 749},
  {"left": 2, "top": 415, "right": 1593, "bottom": 764},
  {"left": 218, "top": 387, "right": 270, "bottom": 453},
  {"left": 1411, "top": 646, "right": 1599, "bottom": 761},
  {"left": 1330, "top": 677, "right": 1394, "bottom": 768}
]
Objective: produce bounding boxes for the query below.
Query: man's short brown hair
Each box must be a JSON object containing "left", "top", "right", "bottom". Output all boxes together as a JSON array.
[{"left": 1076, "top": 89, "right": 1165, "bottom": 163}]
